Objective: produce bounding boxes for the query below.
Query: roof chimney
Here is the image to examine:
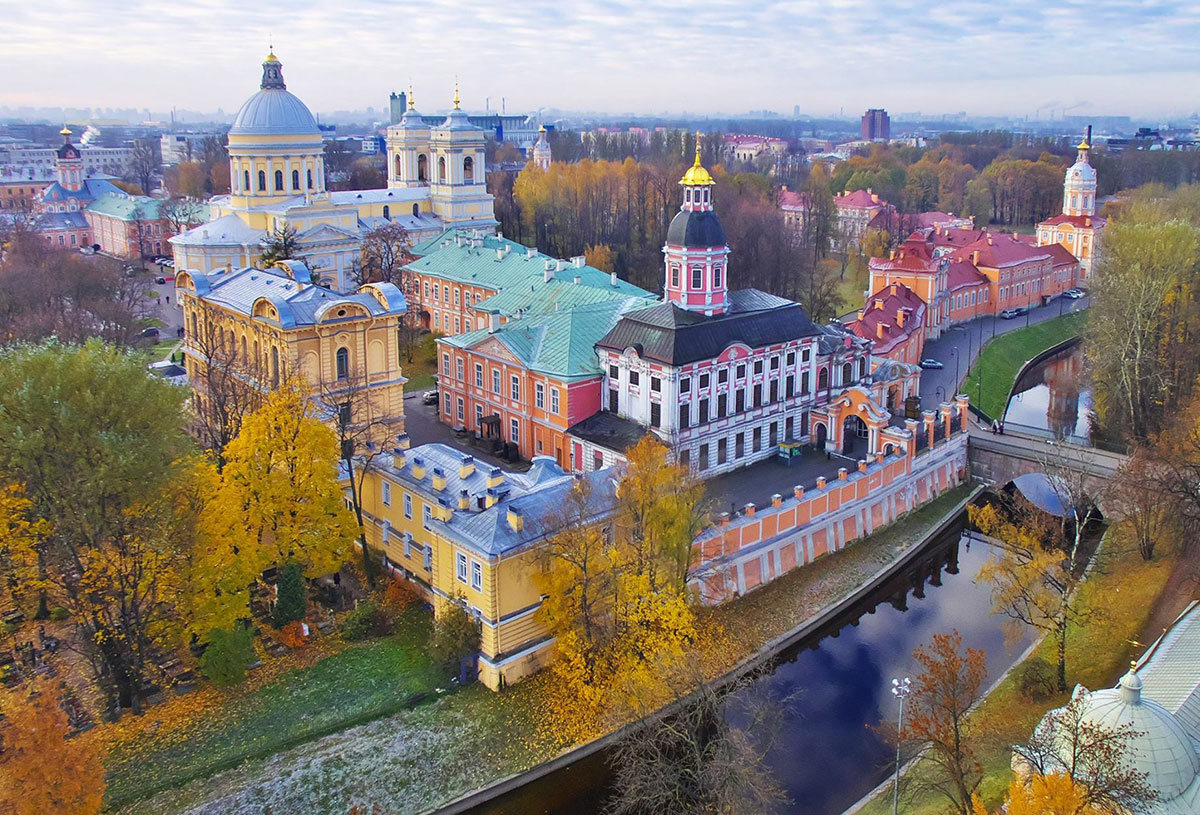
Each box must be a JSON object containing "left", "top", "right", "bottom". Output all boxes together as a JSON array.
[
  {"left": 574, "top": 274, "right": 581, "bottom": 285},
  {"left": 571, "top": 255, "right": 585, "bottom": 268},
  {"left": 972, "top": 250, "right": 980, "bottom": 265},
  {"left": 857, "top": 309, "right": 865, "bottom": 321},
  {"left": 488, "top": 312, "right": 499, "bottom": 333},
  {"left": 897, "top": 308, "right": 905, "bottom": 327},
  {"left": 610, "top": 271, "right": 618, "bottom": 287},
  {"left": 556, "top": 259, "right": 569, "bottom": 272},
  {"left": 543, "top": 259, "right": 555, "bottom": 282},
  {"left": 877, "top": 322, "right": 887, "bottom": 339},
  {"left": 890, "top": 282, "right": 897, "bottom": 295},
  {"left": 526, "top": 246, "right": 537, "bottom": 258},
  {"left": 874, "top": 298, "right": 884, "bottom": 310}
]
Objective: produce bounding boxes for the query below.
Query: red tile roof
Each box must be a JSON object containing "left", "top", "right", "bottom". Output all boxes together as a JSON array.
[
  {"left": 846, "top": 281, "right": 926, "bottom": 354},
  {"left": 946, "top": 258, "right": 989, "bottom": 292},
  {"left": 836, "top": 188, "right": 884, "bottom": 209},
  {"left": 1040, "top": 213, "right": 1106, "bottom": 229},
  {"left": 868, "top": 237, "right": 939, "bottom": 274},
  {"left": 952, "top": 232, "right": 1052, "bottom": 269},
  {"left": 778, "top": 188, "right": 810, "bottom": 209},
  {"left": 1042, "top": 242, "right": 1080, "bottom": 269}
]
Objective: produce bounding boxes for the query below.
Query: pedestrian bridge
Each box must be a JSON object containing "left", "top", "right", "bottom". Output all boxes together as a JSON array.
[{"left": 967, "top": 424, "right": 1125, "bottom": 494}]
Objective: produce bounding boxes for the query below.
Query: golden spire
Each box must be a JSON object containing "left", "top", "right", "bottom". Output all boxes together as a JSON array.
[
  {"left": 679, "top": 132, "right": 715, "bottom": 187},
  {"left": 408, "top": 83, "right": 415, "bottom": 110},
  {"left": 60, "top": 126, "right": 72, "bottom": 138},
  {"left": 453, "top": 82, "right": 461, "bottom": 110}
]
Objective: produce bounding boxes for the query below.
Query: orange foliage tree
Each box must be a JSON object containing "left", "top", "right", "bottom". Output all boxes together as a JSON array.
[{"left": 0, "top": 683, "right": 106, "bottom": 815}]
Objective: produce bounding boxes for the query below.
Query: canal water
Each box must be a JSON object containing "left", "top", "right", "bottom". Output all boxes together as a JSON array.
[
  {"left": 464, "top": 514, "right": 1034, "bottom": 815},
  {"left": 1003, "top": 341, "right": 1092, "bottom": 442}
]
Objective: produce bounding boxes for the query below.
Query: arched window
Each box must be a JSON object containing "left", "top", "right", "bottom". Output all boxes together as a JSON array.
[
  {"left": 241, "top": 336, "right": 247, "bottom": 361},
  {"left": 306, "top": 168, "right": 313, "bottom": 189},
  {"left": 243, "top": 169, "right": 250, "bottom": 191},
  {"left": 257, "top": 170, "right": 266, "bottom": 191},
  {"left": 274, "top": 170, "right": 284, "bottom": 191},
  {"left": 336, "top": 347, "right": 349, "bottom": 380},
  {"left": 858, "top": 358, "right": 866, "bottom": 378},
  {"left": 270, "top": 347, "right": 279, "bottom": 388},
  {"left": 394, "top": 154, "right": 402, "bottom": 179},
  {"left": 463, "top": 156, "right": 474, "bottom": 182},
  {"left": 841, "top": 362, "right": 853, "bottom": 384},
  {"left": 190, "top": 313, "right": 197, "bottom": 338},
  {"left": 713, "top": 265, "right": 722, "bottom": 288},
  {"left": 412, "top": 203, "right": 419, "bottom": 217},
  {"left": 438, "top": 156, "right": 446, "bottom": 182},
  {"left": 383, "top": 205, "right": 390, "bottom": 220},
  {"left": 417, "top": 154, "right": 428, "bottom": 182},
  {"left": 292, "top": 169, "right": 300, "bottom": 190},
  {"left": 818, "top": 367, "right": 829, "bottom": 390}
]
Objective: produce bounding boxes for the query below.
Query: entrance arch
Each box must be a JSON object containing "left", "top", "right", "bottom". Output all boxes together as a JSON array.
[
  {"left": 842, "top": 415, "right": 867, "bottom": 455},
  {"left": 814, "top": 421, "right": 828, "bottom": 451}
]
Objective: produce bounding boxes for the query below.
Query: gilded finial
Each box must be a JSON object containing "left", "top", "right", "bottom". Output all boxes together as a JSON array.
[
  {"left": 694, "top": 132, "right": 703, "bottom": 167},
  {"left": 453, "top": 81, "right": 461, "bottom": 110},
  {"left": 408, "top": 82, "right": 415, "bottom": 110}
]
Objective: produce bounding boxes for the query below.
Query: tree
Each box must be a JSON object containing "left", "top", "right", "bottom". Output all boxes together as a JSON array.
[
  {"left": 160, "top": 196, "right": 205, "bottom": 240},
  {"left": 0, "top": 341, "right": 193, "bottom": 712},
  {"left": 323, "top": 140, "right": 358, "bottom": 187},
  {"left": 260, "top": 222, "right": 301, "bottom": 266},
  {"left": 127, "top": 137, "right": 161, "bottom": 195},
  {"left": 198, "top": 135, "right": 230, "bottom": 195},
  {"left": 585, "top": 243, "right": 616, "bottom": 272},
  {"left": 198, "top": 622, "right": 257, "bottom": 686},
  {"left": 164, "top": 161, "right": 207, "bottom": 199},
  {"left": 1108, "top": 445, "right": 1175, "bottom": 561},
  {"left": 272, "top": 561, "right": 307, "bottom": 627},
  {"left": 354, "top": 221, "right": 413, "bottom": 287},
  {"left": 128, "top": 202, "right": 153, "bottom": 261},
  {"left": 427, "top": 598, "right": 481, "bottom": 673},
  {"left": 898, "top": 631, "right": 988, "bottom": 815},
  {"left": 1014, "top": 690, "right": 1158, "bottom": 813},
  {"left": 0, "top": 682, "right": 106, "bottom": 815},
  {"left": 999, "top": 774, "right": 1107, "bottom": 815}
]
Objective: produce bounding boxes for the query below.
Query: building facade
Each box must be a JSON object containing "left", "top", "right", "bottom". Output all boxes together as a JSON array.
[
  {"left": 1037, "top": 127, "right": 1105, "bottom": 280},
  {"left": 861, "top": 108, "right": 890, "bottom": 141}
]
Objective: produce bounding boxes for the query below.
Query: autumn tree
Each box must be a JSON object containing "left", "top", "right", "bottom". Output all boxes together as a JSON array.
[
  {"left": 260, "top": 222, "right": 301, "bottom": 266},
  {"left": 1014, "top": 689, "right": 1157, "bottom": 813},
  {"left": 1108, "top": 445, "right": 1175, "bottom": 561},
  {"left": 197, "top": 380, "right": 357, "bottom": 630},
  {"left": 0, "top": 341, "right": 194, "bottom": 712},
  {"left": 584, "top": 243, "right": 616, "bottom": 273},
  {"left": 164, "top": 160, "right": 207, "bottom": 199},
  {"left": 0, "top": 683, "right": 106, "bottom": 815},
  {"left": 998, "top": 774, "right": 1107, "bottom": 815},
  {"left": 354, "top": 221, "right": 413, "bottom": 288},
  {"left": 160, "top": 195, "right": 206, "bottom": 240},
  {"left": 898, "top": 631, "right": 988, "bottom": 815},
  {"left": 199, "top": 135, "right": 231, "bottom": 195},
  {"left": 127, "top": 137, "right": 161, "bottom": 195}
]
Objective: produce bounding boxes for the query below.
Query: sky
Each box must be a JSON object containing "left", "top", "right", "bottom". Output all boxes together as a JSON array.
[{"left": 4, "top": 0, "right": 1200, "bottom": 120}]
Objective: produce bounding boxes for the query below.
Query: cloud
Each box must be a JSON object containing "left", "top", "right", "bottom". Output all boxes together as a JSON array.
[{"left": 3, "top": 0, "right": 1200, "bottom": 117}]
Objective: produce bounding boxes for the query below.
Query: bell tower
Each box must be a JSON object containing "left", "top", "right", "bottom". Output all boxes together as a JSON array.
[
  {"left": 663, "top": 140, "right": 730, "bottom": 316},
  {"left": 55, "top": 127, "right": 84, "bottom": 192},
  {"left": 387, "top": 88, "right": 431, "bottom": 189},
  {"left": 1063, "top": 125, "right": 1097, "bottom": 218}
]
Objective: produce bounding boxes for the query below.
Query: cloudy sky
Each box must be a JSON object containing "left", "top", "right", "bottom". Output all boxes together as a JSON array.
[{"left": 5, "top": 0, "right": 1200, "bottom": 119}]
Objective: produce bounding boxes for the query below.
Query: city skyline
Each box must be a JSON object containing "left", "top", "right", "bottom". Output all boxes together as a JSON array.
[{"left": 6, "top": 0, "right": 1200, "bottom": 120}]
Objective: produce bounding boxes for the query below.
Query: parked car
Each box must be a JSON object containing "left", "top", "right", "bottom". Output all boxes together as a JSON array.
[
  {"left": 421, "top": 389, "right": 439, "bottom": 406},
  {"left": 919, "top": 358, "right": 945, "bottom": 370},
  {"left": 1063, "top": 288, "right": 1085, "bottom": 299},
  {"left": 1000, "top": 308, "right": 1022, "bottom": 319},
  {"left": 140, "top": 327, "right": 160, "bottom": 339}
]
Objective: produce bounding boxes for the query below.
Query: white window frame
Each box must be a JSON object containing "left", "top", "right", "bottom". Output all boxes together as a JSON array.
[
  {"left": 550, "top": 388, "right": 560, "bottom": 415},
  {"left": 403, "top": 492, "right": 413, "bottom": 519},
  {"left": 456, "top": 552, "right": 468, "bottom": 583},
  {"left": 382, "top": 481, "right": 392, "bottom": 507},
  {"left": 470, "top": 560, "right": 482, "bottom": 591},
  {"left": 535, "top": 382, "right": 545, "bottom": 409}
]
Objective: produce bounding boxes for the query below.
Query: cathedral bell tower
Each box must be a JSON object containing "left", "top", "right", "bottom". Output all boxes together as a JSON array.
[
  {"left": 1063, "top": 125, "right": 1097, "bottom": 218},
  {"left": 663, "top": 140, "right": 730, "bottom": 316},
  {"left": 55, "top": 127, "right": 84, "bottom": 192}
]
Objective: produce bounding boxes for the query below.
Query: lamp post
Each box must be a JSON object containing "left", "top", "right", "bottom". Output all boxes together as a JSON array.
[{"left": 892, "top": 676, "right": 912, "bottom": 815}]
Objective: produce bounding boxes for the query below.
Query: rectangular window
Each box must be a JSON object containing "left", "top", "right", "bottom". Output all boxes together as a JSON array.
[
  {"left": 510, "top": 418, "right": 520, "bottom": 443},
  {"left": 471, "top": 560, "right": 482, "bottom": 591},
  {"left": 671, "top": 266, "right": 680, "bottom": 287},
  {"left": 680, "top": 377, "right": 691, "bottom": 394},
  {"left": 443, "top": 392, "right": 451, "bottom": 415},
  {"left": 423, "top": 505, "right": 432, "bottom": 530},
  {"left": 594, "top": 451, "right": 604, "bottom": 471},
  {"left": 651, "top": 376, "right": 661, "bottom": 393},
  {"left": 691, "top": 266, "right": 702, "bottom": 289},
  {"left": 629, "top": 371, "right": 640, "bottom": 386},
  {"left": 443, "top": 285, "right": 449, "bottom": 302},
  {"left": 382, "top": 481, "right": 392, "bottom": 507},
  {"left": 609, "top": 364, "right": 619, "bottom": 379},
  {"left": 510, "top": 375, "right": 520, "bottom": 401},
  {"left": 442, "top": 353, "right": 451, "bottom": 376},
  {"left": 475, "top": 404, "right": 483, "bottom": 428},
  {"left": 735, "top": 432, "right": 744, "bottom": 459},
  {"left": 735, "top": 390, "right": 745, "bottom": 413},
  {"left": 736, "top": 363, "right": 746, "bottom": 380},
  {"left": 771, "top": 356, "right": 780, "bottom": 371},
  {"left": 754, "top": 360, "right": 764, "bottom": 375},
  {"left": 769, "top": 422, "right": 778, "bottom": 447},
  {"left": 786, "top": 376, "right": 795, "bottom": 398},
  {"left": 699, "top": 373, "right": 710, "bottom": 389},
  {"left": 717, "top": 393, "right": 727, "bottom": 419},
  {"left": 699, "top": 399, "right": 709, "bottom": 424},
  {"left": 786, "top": 416, "right": 794, "bottom": 439},
  {"left": 753, "top": 426, "right": 762, "bottom": 452},
  {"left": 492, "top": 369, "right": 501, "bottom": 394},
  {"left": 455, "top": 317, "right": 461, "bottom": 333},
  {"left": 801, "top": 372, "right": 810, "bottom": 394},
  {"left": 456, "top": 552, "right": 468, "bottom": 583},
  {"left": 456, "top": 358, "right": 464, "bottom": 381},
  {"left": 787, "top": 351, "right": 796, "bottom": 366},
  {"left": 769, "top": 380, "right": 779, "bottom": 403},
  {"left": 550, "top": 388, "right": 560, "bottom": 414},
  {"left": 717, "top": 438, "right": 727, "bottom": 464},
  {"left": 679, "top": 402, "right": 690, "bottom": 429},
  {"left": 457, "top": 397, "right": 464, "bottom": 422},
  {"left": 698, "top": 443, "right": 709, "bottom": 471},
  {"left": 718, "top": 369, "right": 728, "bottom": 384},
  {"left": 802, "top": 348, "right": 811, "bottom": 363},
  {"left": 454, "top": 289, "right": 460, "bottom": 306},
  {"left": 475, "top": 363, "right": 483, "bottom": 387},
  {"left": 679, "top": 448, "right": 690, "bottom": 469},
  {"left": 404, "top": 493, "right": 413, "bottom": 519},
  {"left": 609, "top": 389, "right": 618, "bottom": 413},
  {"left": 535, "top": 383, "right": 545, "bottom": 409},
  {"left": 433, "top": 285, "right": 440, "bottom": 301},
  {"left": 754, "top": 384, "right": 763, "bottom": 408}
]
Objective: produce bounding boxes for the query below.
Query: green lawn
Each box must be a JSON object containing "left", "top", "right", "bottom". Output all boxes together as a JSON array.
[
  {"left": 103, "top": 615, "right": 447, "bottom": 811},
  {"left": 962, "top": 311, "right": 1087, "bottom": 420}
]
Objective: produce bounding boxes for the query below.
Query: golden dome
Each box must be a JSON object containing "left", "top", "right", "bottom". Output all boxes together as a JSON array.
[
  {"left": 264, "top": 50, "right": 280, "bottom": 64},
  {"left": 680, "top": 141, "right": 714, "bottom": 187},
  {"left": 1077, "top": 138, "right": 1091, "bottom": 150},
  {"left": 59, "top": 126, "right": 72, "bottom": 137}
]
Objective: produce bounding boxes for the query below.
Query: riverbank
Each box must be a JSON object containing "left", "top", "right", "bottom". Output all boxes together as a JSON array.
[
  {"left": 962, "top": 310, "right": 1086, "bottom": 419},
  {"left": 849, "top": 535, "right": 1182, "bottom": 815},
  {"left": 112, "top": 484, "right": 978, "bottom": 815}
]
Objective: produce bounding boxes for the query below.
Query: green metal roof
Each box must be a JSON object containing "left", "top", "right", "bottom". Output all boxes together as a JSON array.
[
  {"left": 442, "top": 296, "right": 655, "bottom": 381},
  {"left": 474, "top": 274, "right": 651, "bottom": 319},
  {"left": 87, "top": 193, "right": 210, "bottom": 222}
]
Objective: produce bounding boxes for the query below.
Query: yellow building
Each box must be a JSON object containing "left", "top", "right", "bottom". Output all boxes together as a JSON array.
[
  {"left": 175, "top": 260, "right": 409, "bottom": 433},
  {"left": 354, "top": 443, "right": 616, "bottom": 690},
  {"left": 1037, "top": 127, "right": 1106, "bottom": 281},
  {"left": 171, "top": 52, "right": 497, "bottom": 291}
]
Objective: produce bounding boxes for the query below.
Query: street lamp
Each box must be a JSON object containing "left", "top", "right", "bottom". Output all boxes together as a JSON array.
[{"left": 892, "top": 676, "right": 912, "bottom": 815}]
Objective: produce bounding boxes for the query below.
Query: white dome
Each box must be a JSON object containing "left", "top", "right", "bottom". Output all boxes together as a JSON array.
[
  {"left": 230, "top": 54, "right": 320, "bottom": 137},
  {"left": 1071, "top": 671, "right": 1200, "bottom": 799}
]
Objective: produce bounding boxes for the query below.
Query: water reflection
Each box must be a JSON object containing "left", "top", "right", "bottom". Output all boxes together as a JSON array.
[{"left": 1004, "top": 343, "right": 1092, "bottom": 440}]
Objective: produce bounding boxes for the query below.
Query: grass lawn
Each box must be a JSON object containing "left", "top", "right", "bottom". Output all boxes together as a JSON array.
[
  {"left": 402, "top": 333, "right": 441, "bottom": 393},
  {"left": 854, "top": 536, "right": 1179, "bottom": 815},
  {"left": 962, "top": 311, "right": 1087, "bottom": 419},
  {"left": 836, "top": 270, "right": 871, "bottom": 315},
  {"left": 100, "top": 614, "right": 447, "bottom": 811}
]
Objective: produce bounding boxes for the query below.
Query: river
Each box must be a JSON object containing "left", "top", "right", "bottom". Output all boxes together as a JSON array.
[
  {"left": 460, "top": 512, "right": 1034, "bottom": 815},
  {"left": 1003, "top": 341, "right": 1092, "bottom": 442}
]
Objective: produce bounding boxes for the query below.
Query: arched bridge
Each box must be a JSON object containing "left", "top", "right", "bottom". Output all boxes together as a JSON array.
[{"left": 967, "top": 424, "right": 1125, "bottom": 494}]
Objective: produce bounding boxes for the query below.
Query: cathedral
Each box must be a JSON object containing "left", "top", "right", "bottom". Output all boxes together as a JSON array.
[
  {"left": 1037, "top": 127, "right": 1105, "bottom": 279},
  {"left": 171, "top": 52, "right": 497, "bottom": 291}
]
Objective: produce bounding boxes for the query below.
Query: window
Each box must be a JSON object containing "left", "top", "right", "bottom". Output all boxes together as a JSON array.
[
  {"left": 698, "top": 443, "right": 709, "bottom": 471},
  {"left": 456, "top": 357, "right": 464, "bottom": 381},
  {"left": 771, "top": 356, "right": 780, "bottom": 371},
  {"left": 786, "top": 376, "right": 795, "bottom": 398},
  {"left": 769, "top": 380, "right": 778, "bottom": 403},
  {"left": 754, "top": 360, "right": 764, "bottom": 375},
  {"left": 424, "top": 281, "right": 430, "bottom": 299},
  {"left": 510, "top": 375, "right": 520, "bottom": 401},
  {"left": 698, "top": 399, "right": 709, "bottom": 424},
  {"left": 257, "top": 170, "right": 265, "bottom": 191},
  {"left": 464, "top": 156, "right": 474, "bottom": 183},
  {"left": 691, "top": 266, "right": 703, "bottom": 289},
  {"left": 382, "top": 481, "right": 392, "bottom": 507},
  {"left": 338, "top": 402, "right": 351, "bottom": 429},
  {"left": 454, "top": 289, "right": 460, "bottom": 306},
  {"left": 753, "top": 383, "right": 763, "bottom": 408},
  {"left": 628, "top": 371, "right": 640, "bottom": 387},
  {"left": 717, "top": 393, "right": 727, "bottom": 419},
  {"left": 680, "top": 377, "right": 691, "bottom": 393},
  {"left": 475, "top": 363, "right": 483, "bottom": 387},
  {"left": 736, "top": 363, "right": 746, "bottom": 380},
  {"left": 404, "top": 493, "right": 413, "bottom": 519},
  {"left": 802, "top": 348, "right": 811, "bottom": 363},
  {"left": 336, "top": 347, "right": 349, "bottom": 380},
  {"left": 713, "top": 265, "right": 722, "bottom": 288},
  {"left": 735, "top": 390, "right": 745, "bottom": 413},
  {"left": 786, "top": 351, "right": 796, "bottom": 366},
  {"left": 423, "top": 505, "right": 432, "bottom": 530},
  {"left": 510, "top": 418, "right": 520, "bottom": 443},
  {"left": 418, "top": 154, "right": 428, "bottom": 181},
  {"left": 443, "top": 392, "right": 451, "bottom": 415},
  {"left": 609, "top": 389, "right": 618, "bottom": 412},
  {"left": 593, "top": 451, "right": 604, "bottom": 471},
  {"left": 841, "top": 362, "right": 853, "bottom": 384},
  {"left": 441, "top": 353, "right": 451, "bottom": 376},
  {"left": 670, "top": 266, "right": 680, "bottom": 287},
  {"left": 535, "top": 383, "right": 545, "bottom": 409},
  {"left": 292, "top": 169, "right": 300, "bottom": 190},
  {"left": 454, "top": 317, "right": 461, "bottom": 333},
  {"left": 443, "top": 285, "right": 450, "bottom": 302},
  {"left": 433, "top": 285, "right": 440, "bottom": 301},
  {"left": 650, "top": 402, "right": 661, "bottom": 428},
  {"left": 679, "top": 448, "right": 690, "bottom": 469},
  {"left": 438, "top": 156, "right": 447, "bottom": 182},
  {"left": 717, "top": 438, "right": 727, "bottom": 464},
  {"left": 753, "top": 426, "right": 762, "bottom": 452},
  {"left": 769, "top": 422, "right": 778, "bottom": 447},
  {"left": 609, "top": 364, "right": 619, "bottom": 379},
  {"left": 718, "top": 368, "right": 729, "bottom": 384},
  {"left": 243, "top": 169, "right": 250, "bottom": 191},
  {"left": 679, "top": 402, "right": 690, "bottom": 429},
  {"left": 735, "top": 432, "right": 744, "bottom": 459},
  {"left": 471, "top": 560, "right": 482, "bottom": 590},
  {"left": 550, "top": 389, "right": 559, "bottom": 414},
  {"left": 818, "top": 368, "right": 829, "bottom": 390},
  {"left": 307, "top": 168, "right": 313, "bottom": 189},
  {"left": 456, "top": 553, "right": 468, "bottom": 583},
  {"left": 274, "top": 169, "right": 283, "bottom": 191},
  {"left": 492, "top": 369, "right": 501, "bottom": 394},
  {"left": 699, "top": 373, "right": 710, "bottom": 389},
  {"left": 457, "top": 398, "right": 464, "bottom": 422}
]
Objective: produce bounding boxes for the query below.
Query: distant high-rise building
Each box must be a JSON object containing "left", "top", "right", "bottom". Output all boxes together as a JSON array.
[
  {"left": 861, "top": 108, "right": 890, "bottom": 141},
  {"left": 389, "top": 90, "right": 407, "bottom": 126}
]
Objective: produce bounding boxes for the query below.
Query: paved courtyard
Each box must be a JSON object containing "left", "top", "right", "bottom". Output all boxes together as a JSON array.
[
  {"left": 402, "top": 396, "right": 531, "bottom": 472},
  {"left": 704, "top": 445, "right": 860, "bottom": 518}
]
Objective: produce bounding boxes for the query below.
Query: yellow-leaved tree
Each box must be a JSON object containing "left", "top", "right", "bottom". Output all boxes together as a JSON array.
[
  {"left": 0, "top": 683, "right": 106, "bottom": 815},
  {"left": 998, "top": 773, "right": 1107, "bottom": 815},
  {"left": 193, "top": 380, "right": 357, "bottom": 636}
]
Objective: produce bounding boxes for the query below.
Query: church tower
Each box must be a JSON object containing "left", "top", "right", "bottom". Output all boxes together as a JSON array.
[
  {"left": 1062, "top": 125, "right": 1097, "bottom": 218},
  {"left": 55, "top": 128, "right": 83, "bottom": 192},
  {"left": 663, "top": 140, "right": 730, "bottom": 316},
  {"left": 427, "top": 87, "right": 495, "bottom": 228},
  {"left": 532, "top": 125, "right": 551, "bottom": 170},
  {"left": 387, "top": 90, "right": 431, "bottom": 189}
]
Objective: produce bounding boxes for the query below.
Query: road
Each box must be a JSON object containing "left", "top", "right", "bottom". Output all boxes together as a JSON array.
[{"left": 917, "top": 293, "right": 1090, "bottom": 407}]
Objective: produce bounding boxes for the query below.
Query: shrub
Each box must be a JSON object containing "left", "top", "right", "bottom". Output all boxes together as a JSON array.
[
  {"left": 276, "top": 619, "right": 309, "bottom": 649},
  {"left": 427, "top": 599, "right": 481, "bottom": 672},
  {"left": 273, "top": 562, "right": 306, "bottom": 628},
  {"left": 381, "top": 579, "right": 422, "bottom": 615},
  {"left": 199, "top": 624, "right": 257, "bottom": 687},
  {"left": 341, "top": 601, "right": 394, "bottom": 641},
  {"left": 1018, "top": 657, "right": 1057, "bottom": 701},
  {"left": 49, "top": 606, "right": 69, "bottom": 622}
]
